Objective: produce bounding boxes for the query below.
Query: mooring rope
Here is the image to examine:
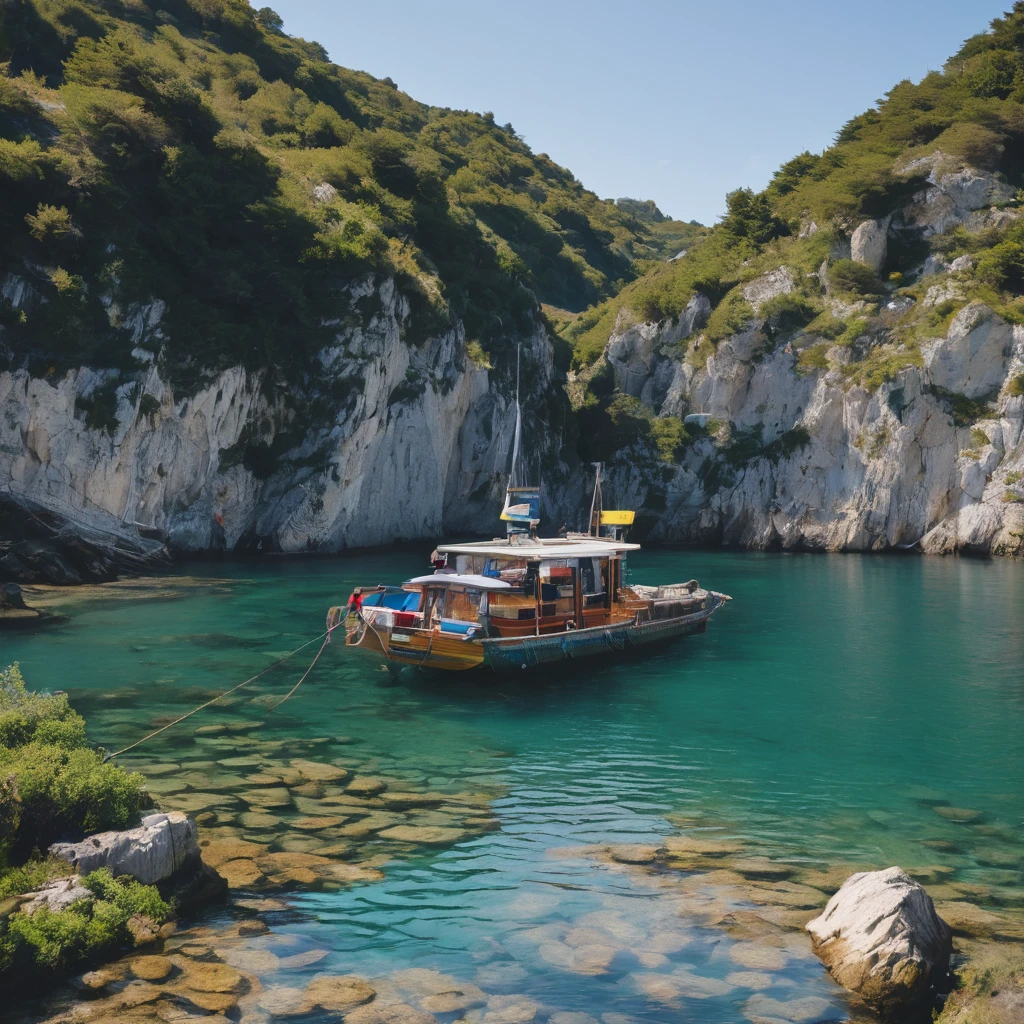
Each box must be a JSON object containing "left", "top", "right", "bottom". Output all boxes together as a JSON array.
[
  {"left": 102, "top": 629, "right": 332, "bottom": 762},
  {"left": 265, "top": 631, "right": 333, "bottom": 712}
]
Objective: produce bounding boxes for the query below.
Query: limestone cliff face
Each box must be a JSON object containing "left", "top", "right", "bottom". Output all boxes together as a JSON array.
[
  {"left": 593, "top": 162, "right": 1024, "bottom": 556},
  {"left": 0, "top": 274, "right": 561, "bottom": 566},
  {"left": 5, "top": 159, "right": 1024, "bottom": 568}
]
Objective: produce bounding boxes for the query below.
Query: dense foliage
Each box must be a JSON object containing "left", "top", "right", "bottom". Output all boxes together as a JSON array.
[
  {"left": 0, "top": 866, "right": 170, "bottom": 981},
  {"left": 561, "top": 4, "right": 1024, "bottom": 372},
  {"left": 0, "top": 664, "right": 165, "bottom": 985},
  {"left": 0, "top": 663, "right": 146, "bottom": 866},
  {"left": 0, "top": 0, "right": 697, "bottom": 389}
]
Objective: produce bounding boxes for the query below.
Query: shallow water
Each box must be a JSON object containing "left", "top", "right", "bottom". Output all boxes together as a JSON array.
[{"left": 7, "top": 550, "right": 1024, "bottom": 1022}]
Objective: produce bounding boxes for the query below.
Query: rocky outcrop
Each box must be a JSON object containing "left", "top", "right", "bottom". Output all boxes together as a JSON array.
[
  {"left": 590, "top": 160, "right": 1024, "bottom": 557},
  {"left": 806, "top": 867, "right": 953, "bottom": 1015},
  {"left": 596, "top": 301, "right": 1024, "bottom": 554},
  {"left": 0, "top": 493, "right": 166, "bottom": 584},
  {"left": 21, "top": 876, "right": 92, "bottom": 915},
  {"left": 742, "top": 267, "right": 795, "bottom": 311},
  {"left": 894, "top": 156, "right": 1017, "bottom": 239},
  {"left": 851, "top": 215, "right": 891, "bottom": 272},
  {"left": 0, "top": 578, "right": 59, "bottom": 628},
  {"left": 0, "top": 275, "right": 570, "bottom": 579},
  {"left": 923, "top": 303, "right": 1013, "bottom": 399},
  {"left": 50, "top": 811, "right": 226, "bottom": 909},
  {"left": 51, "top": 811, "right": 201, "bottom": 884}
]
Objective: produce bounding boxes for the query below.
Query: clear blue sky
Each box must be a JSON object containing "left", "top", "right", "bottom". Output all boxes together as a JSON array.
[{"left": 276, "top": 0, "right": 1008, "bottom": 225}]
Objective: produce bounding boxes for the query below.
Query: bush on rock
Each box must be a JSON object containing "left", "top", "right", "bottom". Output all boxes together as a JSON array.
[
  {"left": 0, "top": 664, "right": 164, "bottom": 989},
  {"left": 0, "top": 663, "right": 147, "bottom": 866}
]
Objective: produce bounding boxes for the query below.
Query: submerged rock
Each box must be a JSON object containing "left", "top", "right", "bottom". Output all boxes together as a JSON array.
[
  {"left": 806, "top": 866, "right": 952, "bottom": 1014},
  {"left": 300, "top": 973, "right": 376, "bottom": 1013}
]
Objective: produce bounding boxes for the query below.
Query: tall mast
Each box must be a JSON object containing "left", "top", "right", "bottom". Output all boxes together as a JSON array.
[
  {"left": 500, "top": 344, "right": 540, "bottom": 537},
  {"left": 588, "top": 462, "right": 603, "bottom": 537},
  {"left": 509, "top": 345, "right": 522, "bottom": 488}
]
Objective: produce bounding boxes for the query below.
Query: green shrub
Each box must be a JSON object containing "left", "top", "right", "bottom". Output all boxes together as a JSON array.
[
  {"left": 0, "top": 870, "right": 168, "bottom": 982},
  {"left": 760, "top": 293, "right": 818, "bottom": 336},
  {"left": 976, "top": 228, "right": 1024, "bottom": 291},
  {"left": 24, "top": 204, "right": 75, "bottom": 245},
  {"left": 0, "top": 664, "right": 85, "bottom": 749},
  {"left": 0, "top": 858, "right": 69, "bottom": 900},
  {"left": 0, "top": 664, "right": 146, "bottom": 868},
  {"left": 650, "top": 417, "right": 692, "bottom": 463},
  {"left": 721, "top": 424, "right": 767, "bottom": 467},
  {"left": 0, "top": 138, "right": 48, "bottom": 183},
  {"left": 73, "top": 380, "right": 120, "bottom": 434},
  {"left": 926, "top": 386, "right": 996, "bottom": 426},
  {"left": 705, "top": 289, "right": 755, "bottom": 342},
  {"left": 869, "top": 426, "right": 891, "bottom": 458},
  {"left": 720, "top": 188, "right": 787, "bottom": 244},
  {"left": 1007, "top": 373, "right": 1024, "bottom": 397},
  {"left": 928, "top": 122, "right": 1006, "bottom": 169},
  {"left": 845, "top": 346, "right": 922, "bottom": 391},
  {"left": 829, "top": 259, "right": 884, "bottom": 296},
  {"left": 797, "top": 342, "right": 831, "bottom": 373},
  {"left": 5, "top": 902, "right": 119, "bottom": 973},
  {"left": 761, "top": 425, "right": 812, "bottom": 462},
  {"left": 465, "top": 340, "right": 492, "bottom": 369},
  {"left": 804, "top": 311, "right": 850, "bottom": 339},
  {"left": 83, "top": 867, "right": 170, "bottom": 921},
  {"left": 300, "top": 102, "right": 352, "bottom": 147}
]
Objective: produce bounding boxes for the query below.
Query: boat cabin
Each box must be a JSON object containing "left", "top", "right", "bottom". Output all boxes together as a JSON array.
[{"left": 353, "top": 538, "right": 641, "bottom": 641}]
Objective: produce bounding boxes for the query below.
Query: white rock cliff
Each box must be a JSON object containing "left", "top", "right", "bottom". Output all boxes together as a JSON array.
[
  {"left": 0, "top": 275, "right": 560, "bottom": 564},
  {"left": 591, "top": 164, "right": 1024, "bottom": 557}
]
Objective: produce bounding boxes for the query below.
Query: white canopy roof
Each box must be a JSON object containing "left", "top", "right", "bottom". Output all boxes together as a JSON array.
[
  {"left": 404, "top": 573, "right": 512, "bottom": 590},
  {"left": 437, "top": 537, "right": 639, "bottom": 559}
]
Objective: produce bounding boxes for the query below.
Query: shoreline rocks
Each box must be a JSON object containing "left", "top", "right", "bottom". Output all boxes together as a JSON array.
[
  {"left": 0, "top": 494, "right": 168, "bottom": 586},
  {"left": 49, "top": 811, "right": 227, "bottom": 911},
  {"left": 0, "top": 581, "right": 60, "bottom": 629},
  {"left": 806, "top": 867, "right": 953, "bottom": 1016},
  {"left": 51, "top": 812, "right": 201, "bottom": 884}
]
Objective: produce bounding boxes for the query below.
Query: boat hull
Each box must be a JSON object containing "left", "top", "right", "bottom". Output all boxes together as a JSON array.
[
  {"left": 480, "top": 597, "right": 721, "bottom": 672},
  {"left": 345, "top": 593, "right": 727, "bottom": 673}
]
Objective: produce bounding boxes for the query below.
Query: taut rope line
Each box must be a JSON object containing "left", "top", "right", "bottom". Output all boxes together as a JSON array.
[
  {"left": 265, "top": 632, "right": 332, "bottom": 713},
  {"left": 103, "top": 629, "right": 332, "bottom": 762}
]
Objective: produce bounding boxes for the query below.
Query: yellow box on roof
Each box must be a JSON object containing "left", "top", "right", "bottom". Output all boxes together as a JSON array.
[{"left": 600, "top": 510, "right": 635, "bottom": 526}]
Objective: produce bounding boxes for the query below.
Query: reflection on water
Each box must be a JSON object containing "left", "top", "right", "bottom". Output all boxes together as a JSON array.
[{"left": 8, "top": 550, "right": 1024, "bottom": 1022}]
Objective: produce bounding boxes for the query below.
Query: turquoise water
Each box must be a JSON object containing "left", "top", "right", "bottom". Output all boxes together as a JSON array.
[{"left": 6, "top": 551, "right": 1024, "bottom": 1022}]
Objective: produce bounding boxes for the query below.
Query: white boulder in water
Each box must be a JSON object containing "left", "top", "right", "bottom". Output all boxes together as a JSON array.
[
  {"left": 806, "top": 866, "right": 952, "bottom": 1014},
  {"left": 50, "top": 811, "right": 200, "bottom": 885}
]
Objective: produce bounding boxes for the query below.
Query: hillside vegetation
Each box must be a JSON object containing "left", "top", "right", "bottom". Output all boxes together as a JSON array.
[
  {"left": 561, "top": 3, "right": 1024, "bottom": 375},
  {"left": 0, "top": 0, "right": 692, "bottom": 389}
]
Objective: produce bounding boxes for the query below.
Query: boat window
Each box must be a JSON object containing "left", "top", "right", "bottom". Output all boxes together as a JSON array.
[
  {"left": 455, "top": 554, "right": 486, "bottom": 574},
  {"left": 581, "top": 558, "right": 605, "bottom": 596},
  {"left": 444, "top": 588, "right": 482, "bottom": 622}
]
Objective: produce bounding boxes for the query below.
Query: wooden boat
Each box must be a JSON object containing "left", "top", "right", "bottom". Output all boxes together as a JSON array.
[{"left": 338, "top": 358, "right": 729, "bottom": 672}]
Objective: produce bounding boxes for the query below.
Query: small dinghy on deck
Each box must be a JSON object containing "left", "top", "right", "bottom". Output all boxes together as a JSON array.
[{"left": 337, "top": 358, "right": 729, "bottom": 673}]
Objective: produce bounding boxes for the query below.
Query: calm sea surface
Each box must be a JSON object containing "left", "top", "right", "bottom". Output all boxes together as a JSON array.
[{"left": 6, "top": 550, "right": 1024, "bottom": 1022}]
